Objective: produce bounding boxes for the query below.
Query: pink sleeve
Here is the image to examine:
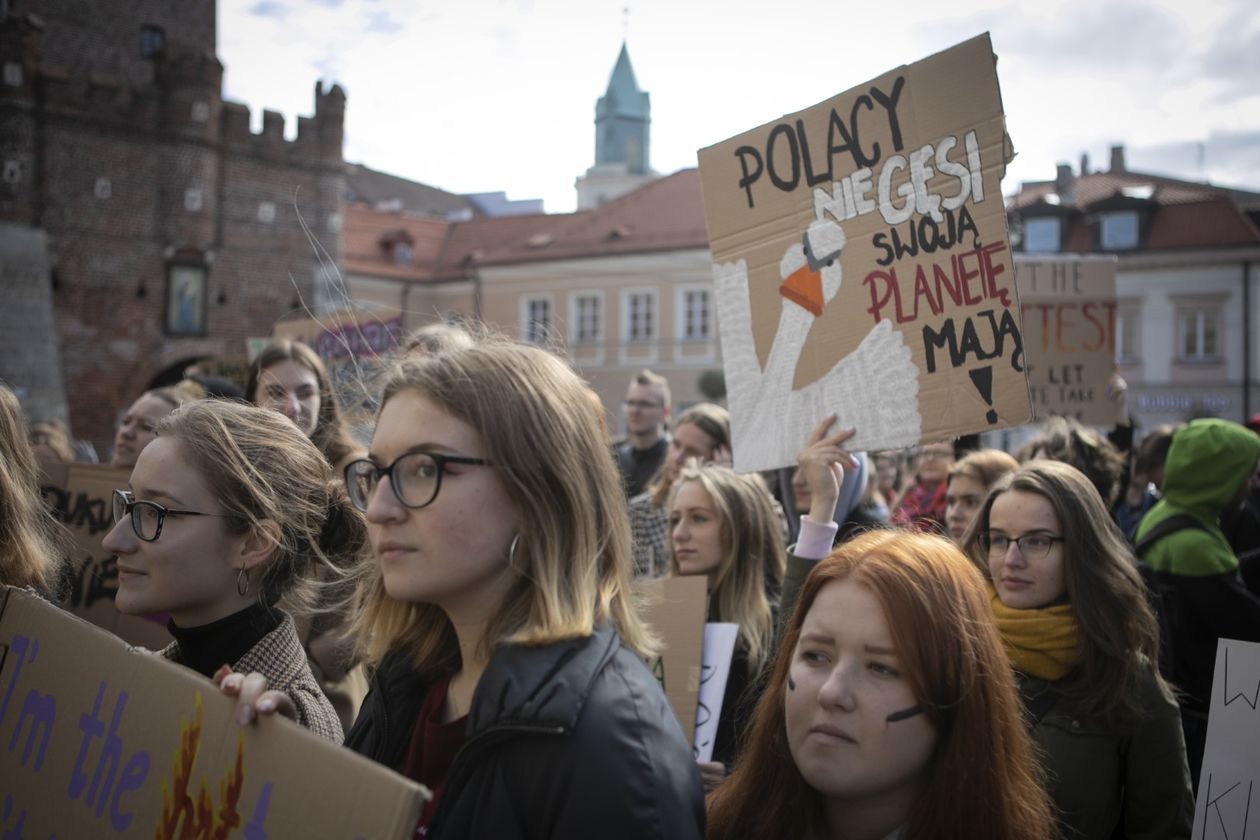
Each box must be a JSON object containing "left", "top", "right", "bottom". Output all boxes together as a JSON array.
[{"left": 795, "top": 516, "right": 839, "bottom": 560}]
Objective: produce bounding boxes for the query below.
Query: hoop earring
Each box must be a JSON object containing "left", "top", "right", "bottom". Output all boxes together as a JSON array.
[
  {"left": 508, "top": 534, "right": 521, "bottom": 570},
  {"left": 236, "top": 567, "right": 250, "bottom": 597}
]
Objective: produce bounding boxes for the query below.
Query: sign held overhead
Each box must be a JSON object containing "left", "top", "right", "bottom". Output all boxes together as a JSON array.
[{"left": 698, "top": 33, "right": 1030, "bottom": 472}]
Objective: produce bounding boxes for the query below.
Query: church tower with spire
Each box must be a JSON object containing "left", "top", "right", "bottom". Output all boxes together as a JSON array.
[{"left": 576, "top": 43, "right": 657, "bottom": 209}]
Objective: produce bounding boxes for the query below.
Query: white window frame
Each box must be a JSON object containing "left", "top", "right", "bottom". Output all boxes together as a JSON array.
[
  {"left": 568, "top": 291, "right": 603, "bottom": 346},
  {"left": 519, "top": 293, "right": 554, "bottom": 345},
  {"left": 1114, "top": 301, "right": 1140, "bottom": 364},
  {"left": 622, "top": 288, "right": 657, "bottom": 345},
  {"left": 1023, "top": 217, "right": 1061, "bottom": 253},
  {"left": 1100, "top": 210, "right": 1139, "bottom": 251},
  {"left": 676, "top": 285, "right": 712, "bottom": 343},
  {"left": 1177, "top": 305, "right": 1220, "bottom": 362}
]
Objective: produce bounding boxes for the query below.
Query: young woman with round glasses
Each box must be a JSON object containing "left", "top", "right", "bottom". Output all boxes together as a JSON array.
[
  {"left": 102, "top": 399, "right": 366, "bottom": 741},
  {"left": 961, "top": 459, "right": 1193, "bottom": 839},
  {"left": 221, "top": 338, "right": 703, "bottom": 838}
]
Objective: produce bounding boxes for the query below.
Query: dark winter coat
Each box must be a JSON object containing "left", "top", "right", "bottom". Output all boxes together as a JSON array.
[{"left": 344, "top": 622, "right": 704, "bottom": 840}]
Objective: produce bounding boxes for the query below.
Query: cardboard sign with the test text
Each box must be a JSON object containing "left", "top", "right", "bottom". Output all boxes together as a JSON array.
[
  {"left": 698, "top": 33, "right": 1030, "bottom": 472},
  {"left": 1015, "top": 255, "right": 1118, "bottom": 425},
  {"left": 0, "top": 586, "right": 428, "bottom": 839},
  {"left": 1193, "top": 638, "right": 1260, "bottom": 838},
  {"left": 44, "top": 462, "right": 172, "bottom": 650},
  {"left": 636, "top": 576, "right": 708, "bottom": 741}
]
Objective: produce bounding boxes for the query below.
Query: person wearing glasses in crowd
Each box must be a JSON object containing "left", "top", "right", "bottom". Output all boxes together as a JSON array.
[
  {"left": 708, "top": 529, "right": 1055, "bottom": 840},
  {"left": 220, "top": 339, "right": 703, "bottom": 839},
  {"left": 111, "top": 387, "right": 185, "bottom": 469},
  {"left": 615, "top": 369, "right": 671, "bottom": 499},
  {"left": 963, "top": 460, "right": 1193, "bottom": 839},
  {"left": 891, "top": 441, "right": 954, "bottom": 534},
  {"left": 103, "top": 400, "right": 364, "bottom": 741},
  {"left": 629, "top": 402, "right": 731, "bottom": 579}
]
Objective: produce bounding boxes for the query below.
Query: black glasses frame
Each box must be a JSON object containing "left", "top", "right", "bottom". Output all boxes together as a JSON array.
[
  {"left": 112, "top": 489, "right": 230, "bottom": 542},
  {"left": 343, "top": 451, "right": 490, "bottom": 512},
  {"left": 982, "top": 531, "right": 1065, "bottom": 559}
]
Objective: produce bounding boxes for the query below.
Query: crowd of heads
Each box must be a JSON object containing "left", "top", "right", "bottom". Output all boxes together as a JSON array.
[{"left": 4, "top": 320, "right": 1259, "bottom": 839}]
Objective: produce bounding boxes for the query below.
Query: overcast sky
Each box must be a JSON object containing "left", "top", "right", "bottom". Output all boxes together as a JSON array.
[{"left": 218, "top": 0, "right": 1260, "bottom": 214}]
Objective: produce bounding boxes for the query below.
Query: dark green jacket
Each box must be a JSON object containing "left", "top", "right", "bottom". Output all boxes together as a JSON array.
[
  {"left": 1022, "top": 662, "right": 1192, "bottom": 840},
  {"left": 1134, "top": 419, "right": 1260, "bottom": 710}
]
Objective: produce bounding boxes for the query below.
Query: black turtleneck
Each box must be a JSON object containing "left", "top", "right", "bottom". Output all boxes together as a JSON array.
[{"left": 167, "top": 601, "right": 283, "bottom": 679}]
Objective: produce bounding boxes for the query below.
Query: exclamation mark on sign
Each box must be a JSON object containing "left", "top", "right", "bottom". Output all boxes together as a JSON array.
[{"left": 969, "top": 367, "right": 998, "bottom": 424}]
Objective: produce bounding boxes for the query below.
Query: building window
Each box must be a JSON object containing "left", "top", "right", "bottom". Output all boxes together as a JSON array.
[
  {"left": 94, "top": 177, "right": 111, "bottom": 199},
  {"left": 521, "top": 296, "right": 552, "bottom": 345},
  {"left": 3, "top": 160, "right": 22, "bottom": 184},
  {"left": 626, "top": 291, "right": 655, "bottom": 343},
  {"left": 680, "top": 288, "right": 711, "bottom": 341},
  {"left": 166, "top": 262, "right": 207, "bottom": 336},
  {"left": 1115, "top": 306, "right": 1139, "bottom": 363},
  {"left": 572, "top": 294, "right": 601, "bottom": 345},
  {"left": 1178, "top": 306, "right": 1219, "bottom": 361},
  {"left": 1023, "top": 218, "right": 1061, "bottom": 253},
  {"left": 184, "top": 187, "right": 203, "bottom": 212},
  {"left": 191, "top": 100, "right": 210, "bottom": 123},
  {"left": 1101, "top": 211, "right": 1139, "bottom": 250},
  {"left": 140, "top": 25, "right": 165, "bottom": 59},
  {"left": 257, "top": 201, "right": 276, "bottom": 223},
  {"left": 393, "top": 243, "right": 413, "bottom": 265},
  {"left": 3, "top": 62, "right": 21, "bottom": 88}
]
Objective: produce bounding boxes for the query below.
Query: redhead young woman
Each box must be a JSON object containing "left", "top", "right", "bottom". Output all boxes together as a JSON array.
[
  {"left": 963, "top": 460, "right": 1194, "bottom": 839},
  {"left": 102, "top": 400, "right": 365, "bottom": 741},
  {"left": 223, "top": 339, "right": 703, "bottom": 839},
  {"left": 668, "top": 464, "right": 785, "bottom": 788},
  {"left": 708, "top": 529, "right": 1053, "bottom": 840}
]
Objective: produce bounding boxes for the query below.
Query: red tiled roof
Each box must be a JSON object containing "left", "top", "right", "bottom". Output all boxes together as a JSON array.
[
  {"left": 342, "top": 203, "right": 449, "bottom": 280},
  {"left": 1008, "top": 169, "right": 1260, "bottom": 250}
]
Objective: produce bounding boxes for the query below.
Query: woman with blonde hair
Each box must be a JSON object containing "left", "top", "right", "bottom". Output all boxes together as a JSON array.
[
  {"left": 630, "top": 402, "right": 730, "bottom": 578},
  {"left": 668, "top": 463, "right": 785, "bottom": 787},
  {"left": 0, "top": 385, "right": 69, "bottom": 596},
  {"left": 246, "top": 339, "right": 362, "bottom": 474},
  {"left": 708, "top": 529, "right": 1054, "bottom": 840},
  {"left": 962, "top": 460, "right": 1193, "bottom": 838},
  {"left": 944, "top": 448, "right": 1019, "bottom": 543},
  {"left": 103, "top": 400, "right": 364, "bottom": 741},
  {"left": 223, "top": 338, "right": 702, "bottom": 838}
]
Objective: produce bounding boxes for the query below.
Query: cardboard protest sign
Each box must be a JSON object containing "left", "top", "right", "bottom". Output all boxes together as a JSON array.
[
  {"left": 693, "top": 622, "right": 738, "bottom": 762},
  {"left": 1193, "top": 638, "right": 1260, "bottom": 839},
  {"left": 272, "top": 308, "right": 403, "bottom": 424},
  {"left": 1015, "top": 255, "right": 1118, "bottom": 425},
  {"left": 636, "top": 576, "right": 708, "bottom": 739},
  {"left": 698, "top": 33, "right": 1030, "bottom": 472},
  {"left": 0, "top": 587, "right": 427, "bottom": 838},
  {"left": 44, "top": 463, "right": 172, "bottom": 650}
]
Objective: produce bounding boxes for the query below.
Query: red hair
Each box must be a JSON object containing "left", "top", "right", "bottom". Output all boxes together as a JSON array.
[{"left": 707, "top": 530, "right": 1052, "bottom": 840}]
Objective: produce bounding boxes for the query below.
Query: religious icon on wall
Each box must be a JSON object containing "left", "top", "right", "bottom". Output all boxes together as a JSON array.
[{"left": 165, "top": 262, "right": 206, "bottom": 335}]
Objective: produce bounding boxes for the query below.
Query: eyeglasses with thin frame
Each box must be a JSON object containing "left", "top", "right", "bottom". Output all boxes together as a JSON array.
[
  {"left": 112, "top": 489, "right": 232, "bottom": 542},
  {"left": 622, "top": 399, "right": 663, "bottom": 411},
  {"left": 982, "top": 531, "right": 1064, "bottom": 559},
  {"left": 343, "top": 450, "right": 490, "bottom": 512}
]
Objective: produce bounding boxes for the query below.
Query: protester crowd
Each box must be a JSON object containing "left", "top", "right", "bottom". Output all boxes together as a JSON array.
[{"left": 5, "top": 322, "right": 1260, "bottom": 840}]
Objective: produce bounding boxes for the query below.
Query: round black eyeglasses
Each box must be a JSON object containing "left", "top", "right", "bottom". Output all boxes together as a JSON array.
[
  {"left": 981, "top": 532, "right": 1064, "bottom": 559},
  {"left": 112, "top": 489, "right": 232, "bottom": 542},
  {"left": 343, "top": 451, "right": 490, "bottom": 512}
]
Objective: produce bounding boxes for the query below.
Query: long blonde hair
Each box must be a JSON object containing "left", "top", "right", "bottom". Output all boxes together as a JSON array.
[
  {"left": 0, "top": 385, "right": 69, "bottom": 594},
  {"left": 668, "top": 464, "right": 782, "bottom": 672},
  {"left": 352, "top": 338, "right": 655, "bottom": 674}
]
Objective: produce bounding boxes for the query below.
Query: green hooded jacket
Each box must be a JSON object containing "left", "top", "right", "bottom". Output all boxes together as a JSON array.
[
  {"left": 1134, "top": 419, "right": 1260, "bottom": 714},
  {"left": 1137, "top": 418, "right": 1260, "bottom": 576}
]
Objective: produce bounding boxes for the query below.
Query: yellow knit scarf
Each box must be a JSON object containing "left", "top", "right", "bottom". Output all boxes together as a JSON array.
[{"left": 987, "top": 583, "right": 1081, "bottom": 681}]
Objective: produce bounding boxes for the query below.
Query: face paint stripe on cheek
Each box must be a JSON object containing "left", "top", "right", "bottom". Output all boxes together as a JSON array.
[
  {"left": 885, "top": 704, "right": 924, "bottom": 723},
  {"left": 788, "top": 674, "right": 796, "bottom": 692}
]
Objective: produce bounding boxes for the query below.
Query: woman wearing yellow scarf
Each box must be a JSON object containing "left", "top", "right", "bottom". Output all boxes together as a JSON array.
[{"left": 962, "top": 460, "right": 1193, "bottom": 840}]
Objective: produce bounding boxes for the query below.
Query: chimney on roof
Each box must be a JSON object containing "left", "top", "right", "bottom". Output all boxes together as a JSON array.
[
  {"left": 1109, "top": 144, "right": 1126, "bottom": 173},
  {"left": 1055, "top": 163, "right": 1074, "bottom": 204},
  {"left": 1080, "top": 152, "right": 1090, "bottom": 175}
]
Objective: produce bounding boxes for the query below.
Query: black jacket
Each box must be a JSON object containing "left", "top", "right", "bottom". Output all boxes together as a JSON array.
[{"left": 344, "top": 623, "right": 705, "bottom": 839}]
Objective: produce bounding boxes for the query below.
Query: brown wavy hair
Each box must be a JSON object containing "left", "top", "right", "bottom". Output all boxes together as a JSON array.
[
  {"left": 708, "top": 530, "right": 1053, "bottom": 840},
  {"left": 962, "top": 459, "right": 1165, "bottom": 723},
  {"left": 1017, "top": 416, "right": 1125, "bottom": 506},
  {"left": 246, "top": 339, "right": 359, "bottom": 469}
]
